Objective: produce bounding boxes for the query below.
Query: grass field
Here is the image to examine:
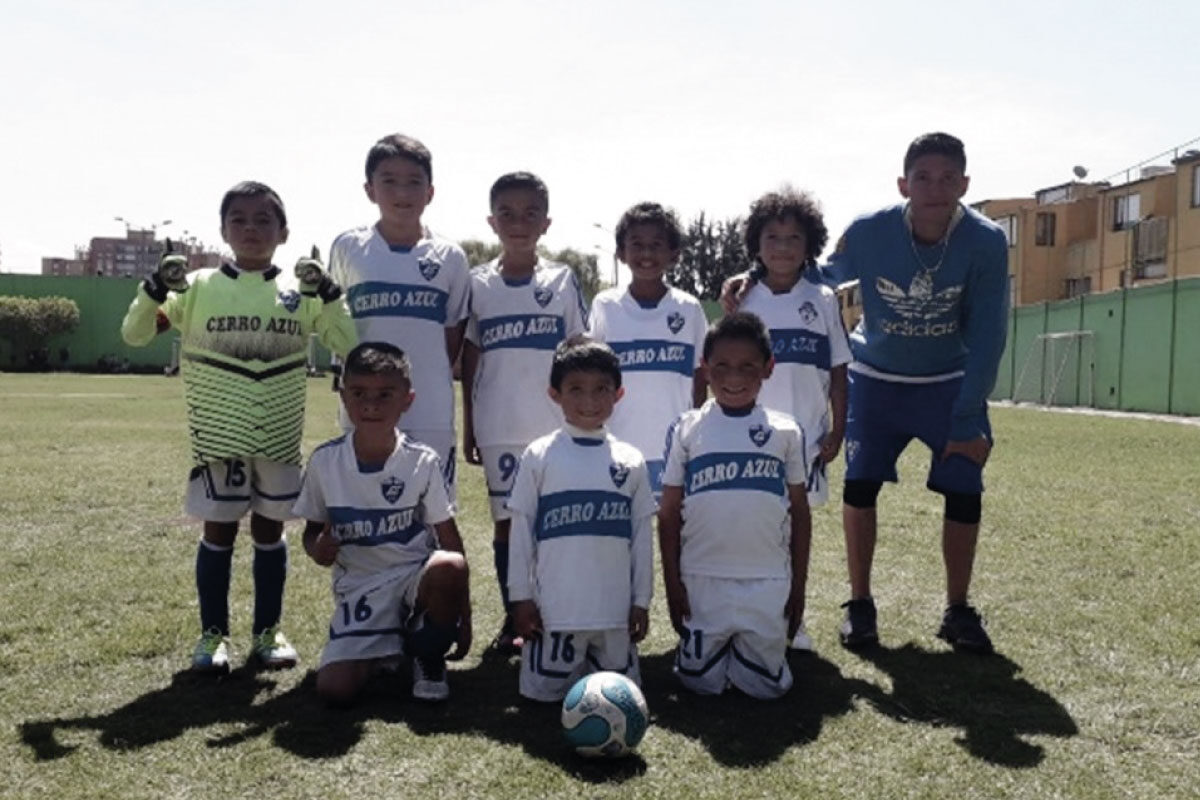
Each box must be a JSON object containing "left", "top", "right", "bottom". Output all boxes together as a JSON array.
[{"left": 2, "top": 373, "right": 1197, "bottom": 799}]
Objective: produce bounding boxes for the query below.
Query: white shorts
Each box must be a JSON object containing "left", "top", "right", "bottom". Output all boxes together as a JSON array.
[
  {"left": 319, "top": 560, "right": 427, "bottom": 669},
  {"left": 519, "top": 627, "right": 640, "bottom": 702},
  {"left": 185, "top": 458, "right": 300, "bottom": 523},
  {"left": 479, "top": 444, "right": 527, "bottom": 520},
  {"left": 674, "top": 574, "right": 793, "bottom": 699},
  {"left": 801, "top": 425, "right": 829, "bottom": 507}
]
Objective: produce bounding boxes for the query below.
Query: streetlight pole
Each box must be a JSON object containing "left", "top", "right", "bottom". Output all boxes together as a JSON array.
[{"left": 593, "top": 222, "right": 619, "bottom": 286}]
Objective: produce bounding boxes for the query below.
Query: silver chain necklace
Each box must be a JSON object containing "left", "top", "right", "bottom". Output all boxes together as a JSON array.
[{"left": 905, "top": 205, "right": 963, "bottom": 298}]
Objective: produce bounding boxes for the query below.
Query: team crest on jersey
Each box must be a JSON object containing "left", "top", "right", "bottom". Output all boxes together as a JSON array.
[
  {"left": 748, "top": 424, "right": 772, "bottom": 447},
  {"left": 381, "top": 477, "right": 405, "bottom": 504},
  {"left": 797, "top": 301, "right": 818, "bottom": 325},
  {"left": 667, "top": 311, "right": 685, "bottom": 334},
  {"left": 277, "top": 290, "right": 301, "bottom": 313},
  {"left": 609, "top": 462, "right": 631, "bottom": 488},
  {"left": 533, "top": 287, "right": 553, "bottom": 308},
  {"left": 417, "top": 257, "right": 441, "bottom": 281}
]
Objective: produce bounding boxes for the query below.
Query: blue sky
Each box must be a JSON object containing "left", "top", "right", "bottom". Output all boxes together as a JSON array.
[{"left": 2, "top": 0, "right": 1198, "bottom": 281}]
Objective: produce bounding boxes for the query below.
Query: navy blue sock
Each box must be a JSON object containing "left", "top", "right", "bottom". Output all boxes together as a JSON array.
[
  {"left": 492, "top": 540, "right": 510, "bottom": 613},
  {"left": 406, "top": 613, "right": 458, "bottom": 659},
  {"left": 252, "top": 539, "right": 288, "bottom": 635},
  {"left": 196, "top": 540, "right": 233, "bottom": 636}
]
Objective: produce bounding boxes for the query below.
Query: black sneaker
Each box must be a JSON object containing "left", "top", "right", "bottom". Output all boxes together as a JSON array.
[
  {"left": 838, "top": 597, "right": 879, "bottom": 649},
  {"left": 936, "top": 603, "right": 994, "bottom": 654},
  {"left": 412, "top": 655, "right": 449, "bottom": 701}
]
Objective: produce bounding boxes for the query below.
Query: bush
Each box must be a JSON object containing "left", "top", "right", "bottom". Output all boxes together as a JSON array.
[{"left": 0, "top": 295, "right": 81, "bottom": 370}]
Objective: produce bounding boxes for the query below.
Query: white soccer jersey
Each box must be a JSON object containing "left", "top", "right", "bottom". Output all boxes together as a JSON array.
[
  {"left": 740, "top": 277, "right": 851, "bottom": 440},
  {"left": 662, "top": 401, "right": 807, "bottom": 579},
  {"left": 465, "top": 259, "right": 588, "bottom": 448},
  {"left": 507, "top": 427, "right": 656, "bottom": 631},
  {"left": 293, "top": 433, "right": 453, "bottom": 592},
  {"left": 329, "top": 227, "right": 470, "bottom": 435},
  {"left": 588, "top": 286, "right": 707, "bottom": 484}
]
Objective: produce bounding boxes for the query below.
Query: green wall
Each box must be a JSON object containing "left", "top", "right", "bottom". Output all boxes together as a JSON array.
[{"left": 991, "top": 276, "right": 1200, "bottom": 416}]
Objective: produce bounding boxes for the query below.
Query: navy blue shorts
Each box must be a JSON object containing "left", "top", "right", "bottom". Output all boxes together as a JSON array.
[{"left": 843, "top": 371, "right": 990, "bottom": 495}]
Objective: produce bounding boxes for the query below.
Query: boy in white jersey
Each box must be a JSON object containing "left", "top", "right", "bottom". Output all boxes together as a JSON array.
[
  {"left": 507, "top": 339, "right": 656, "bottom": 701},
  {"left": 659, "top": 312, "right": 811, "bottom": 699},
  {"left": 459, "top": 172, "right": 589, "bottom": 653},
  {"left": 589, "top": 202, "right": 708, "bottom": 496},
  {"left": 735, "top": 188, "right": 850, "bottom": 650},
  {"left": 295, "top": 342, "right": 471, "bottom": 705},
  {"left": 329, "top": 134, "right": 470, "bottom": 496},
  {"left": 121, "top": 181, "right": 357, "bottom": 674}
]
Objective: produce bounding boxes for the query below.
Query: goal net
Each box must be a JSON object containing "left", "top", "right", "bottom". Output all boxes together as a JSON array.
[{"left": 1012, "top": 330, "right": 1095, "bottom": 407}]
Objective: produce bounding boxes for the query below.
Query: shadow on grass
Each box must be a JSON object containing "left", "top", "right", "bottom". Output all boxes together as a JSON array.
[
  {"left": 850, "top": 643, "right": 1079, "bottom": 767},
  {"left": 640, "top": 649, "right": 870, "bottom": 766},
  {"left": 17, "top": 650, "right": 645, "bottom": 783}
]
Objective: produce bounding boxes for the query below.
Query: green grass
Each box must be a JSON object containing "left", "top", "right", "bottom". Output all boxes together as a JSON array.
[{"left": 1, "top": 373, "right": 1197, "bottom": 799}]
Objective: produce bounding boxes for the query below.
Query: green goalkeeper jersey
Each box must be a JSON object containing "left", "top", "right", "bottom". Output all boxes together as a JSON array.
[{"left": 122, "top": 263, "right": 358, "bottom": 466}]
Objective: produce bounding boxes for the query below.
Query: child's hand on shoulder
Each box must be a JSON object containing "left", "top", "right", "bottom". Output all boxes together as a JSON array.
[
  {"left": 628, "top": 606, "right": 649, "bottom": 643},
  {"left": 511, "top": 600, "right": 543, "bottom": 640}
]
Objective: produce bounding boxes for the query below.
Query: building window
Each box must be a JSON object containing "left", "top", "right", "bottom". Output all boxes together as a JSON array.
[
  {"left": 1035, "top": 212, "right": 1056, "bottom": 246},
  {"left": 1065, "top": 277, "right": 1091, "bottom": 298},
  {"left": 994, "top": 215, "right": 1018, "bottom": 246},
  {"left": 1112, "top": 193, "right": 1140, "bottom": 230},
  {"left": 1192, "top": 165, "right": 1200, "bottom": 208}
]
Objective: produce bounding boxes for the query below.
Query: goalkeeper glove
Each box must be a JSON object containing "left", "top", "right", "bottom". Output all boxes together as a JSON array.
[
  {"left": 143, "top": 239, "right": 189, "bottom": 302},
  {"left": 294, "top": 245, "right": 341, "bottom": 302}
]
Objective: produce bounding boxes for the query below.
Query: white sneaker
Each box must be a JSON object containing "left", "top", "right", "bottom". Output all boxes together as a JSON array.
[
  {"left": 790, "top": 622, "right": 814, "bottom": 652},
  {"left": 412, "top": 656, "right": 449, "bottom": 702},
  {"left": 250, "top": 626, "right": 298, "bottom": 669},
  {"left": 192, "top": 629, "right": 230, "bottom": 673}
]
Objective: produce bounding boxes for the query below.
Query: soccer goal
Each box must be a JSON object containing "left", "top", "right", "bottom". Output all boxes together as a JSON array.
[{"left": 1012, "top": 330, "right": 1095, "bottom": 407}]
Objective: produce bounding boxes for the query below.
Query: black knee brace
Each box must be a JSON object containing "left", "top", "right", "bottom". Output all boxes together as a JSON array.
[
  {"left": 843, "top": 479, "right": 882, "bottom": 509},
  {"left": 944, "top": 491, "right": 982, "bottom": 525}
]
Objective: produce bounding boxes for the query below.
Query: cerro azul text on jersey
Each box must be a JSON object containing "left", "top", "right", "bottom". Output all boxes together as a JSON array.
[
  {"left": 352, "top": 289, "right": 442, "bottom": 313},
  {"left": 540, "top": 498, "right": 631, "bottom": 531},
  {"left": 205, "top": 315, "right": 303, "bottom": 336},
  {"left": 333, "top": 508, "right": 417, "bottom": 541},
  {"left": 480, "top": 316, "right": 559, "bottom": 347},
  {"left": 689, "top": 456, "right": 781, "bottom": 492},
  {"left": 617, "top": 344, "right": 688, "bottom": 367}
]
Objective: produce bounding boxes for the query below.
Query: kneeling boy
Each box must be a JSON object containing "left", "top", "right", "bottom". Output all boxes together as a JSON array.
[
  {"left": 295, "top": 342, "right": 471, "bottom": 705},
  {"left": 507, "top": 339, "right": 656, "bottom": 702},
  {"left": 659, "top": 312, "right": 811, "bottom": 698}
]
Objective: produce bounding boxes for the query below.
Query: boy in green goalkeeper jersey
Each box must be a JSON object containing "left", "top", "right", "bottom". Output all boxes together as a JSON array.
[{"left": 122, "top": 181, "right": 357, "bottom": 673}]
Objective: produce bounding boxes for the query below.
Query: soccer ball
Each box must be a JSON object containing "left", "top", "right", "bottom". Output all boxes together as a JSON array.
[{"left": 560, "top": 671, "right": 649, "bottom": 758}]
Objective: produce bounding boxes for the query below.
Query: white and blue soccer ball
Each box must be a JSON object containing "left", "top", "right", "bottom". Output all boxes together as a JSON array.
[{"left": 560, "top": 671, "right": 649, "bottom": 758}]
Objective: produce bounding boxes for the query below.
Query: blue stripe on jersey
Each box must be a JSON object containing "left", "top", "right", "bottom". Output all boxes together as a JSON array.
[
  {"left": 609, "top": 340, "right": 695, "bottom": 376},
  {"left": 684, "top": 452, "right": 786, "bottom": 497},
  {"left": 534, "top": 490, "right": 633, "bottom": 541},
  {"left": 327, "top": 505, "right": 426, "bottom": 546},
  {"left": 478, "top": 314, "right": 565, "bottom": 351},
  {"left": 770, "top": 328, "right": 831, "bottom": 368},
  {"left": 346, "top": 281, "right": 450, "bottom": 324}
]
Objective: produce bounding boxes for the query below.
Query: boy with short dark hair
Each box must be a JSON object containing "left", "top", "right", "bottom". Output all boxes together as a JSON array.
[
  {"left": 588, "top": 202, "right": 708, "bottom": 496},
  {"left": 459, "top": 171, "right": 589, "bottom": 652},
  {"left": 295, "top": 342, "right": 471, "bottom": 705},
  {"left": 506, "top": 338, "right": 655, "bottom": 701},
  {"left": 329, "top": 133, "right": 471, "bottom": 498},
  {"left": 659, "top": 312, "right": 811, "bottom": 698},
  {"left": 121, "top": 180, "right": 357, "bottom": 673}
]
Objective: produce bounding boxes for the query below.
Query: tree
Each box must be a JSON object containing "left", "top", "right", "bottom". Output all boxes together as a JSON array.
[
  {"left": 670, "top": 213, "right": 751, "bottom": 300},
  {"left": 460, "top": 239, "right": 501, "bottom": 267},
  {"left": 0, "top": 295, "right": 81, "bottom": 369}
]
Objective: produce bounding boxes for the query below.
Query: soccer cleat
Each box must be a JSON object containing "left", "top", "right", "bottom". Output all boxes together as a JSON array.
[
  {"left": 838, "top": 597, "right": 879, "bottom": 649},
  {"left": 412, "top": 655, "right": 450, "bottom": 702},
  {"left": 790, "top": 621, "right": 814, "bottom": 652},
  {"left": 192, "top": 629, "right": 230, "bottom": 673},
  {"left": 936, "top": 603, "right": 994, "bottom": 655},
  {"left": 249, "top": 626, "right": 299, "bottom": 669}
]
